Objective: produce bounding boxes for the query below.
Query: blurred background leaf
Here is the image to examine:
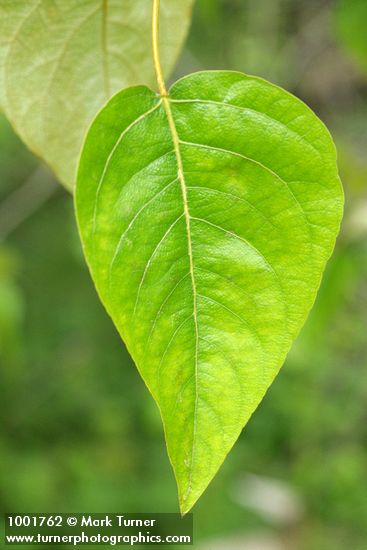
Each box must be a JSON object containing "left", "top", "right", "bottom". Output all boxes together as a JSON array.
[
  {"left": 0, "top": 0, "right": 194, "bottom": 190},
  {"left": 1, "top": 1, "right": 367, "bottom": 549}
]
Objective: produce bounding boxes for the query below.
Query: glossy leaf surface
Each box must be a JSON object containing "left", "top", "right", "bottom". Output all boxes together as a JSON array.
[
  {"left": 0, "top": 0, "right": 194, "bottom": 189},
  {"left": 76, "top": 71, "right": 343, "bottom": 512}
]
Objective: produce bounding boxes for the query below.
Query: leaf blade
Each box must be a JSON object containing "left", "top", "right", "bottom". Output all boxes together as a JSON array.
[{"left": 76, "top": 71, "right": 343, "bottom": 513}]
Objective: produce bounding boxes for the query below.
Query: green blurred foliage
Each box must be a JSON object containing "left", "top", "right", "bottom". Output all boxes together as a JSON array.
[
  {"left": 335, "top": 0, "right": 367, "bottom": 74},
  {"left": 1, "top": 1, "right": 367, "bottom": 549}
]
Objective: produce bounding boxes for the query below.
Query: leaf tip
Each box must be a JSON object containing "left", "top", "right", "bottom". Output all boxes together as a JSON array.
[{"left": 178, "top": 481, "right": 206, "bottom": 515}]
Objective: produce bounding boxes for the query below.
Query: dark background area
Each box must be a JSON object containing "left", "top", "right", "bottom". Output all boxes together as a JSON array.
[{"left": 1, "top": 1, "right": 367, "bottom": 548}]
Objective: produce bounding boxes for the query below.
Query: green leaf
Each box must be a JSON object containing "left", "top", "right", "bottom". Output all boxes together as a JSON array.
[
  {"left": 335, "top": 0, "right": 367, "bottom": 73},
  {"left": 75, "top": 71, "right": 343, "bottom": 513},
  {"left": 0, "top": 0, "right": 194, "bottom": 190}
]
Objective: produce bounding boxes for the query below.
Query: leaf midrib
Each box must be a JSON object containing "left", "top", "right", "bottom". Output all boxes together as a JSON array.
[{"left": 162, "top": 95, "right": 199, "bottom": 505}]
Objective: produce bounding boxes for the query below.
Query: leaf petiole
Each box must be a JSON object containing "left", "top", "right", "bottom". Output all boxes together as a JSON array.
[{"left": 152, "top": 0, "right": 168, "bottom": 96}]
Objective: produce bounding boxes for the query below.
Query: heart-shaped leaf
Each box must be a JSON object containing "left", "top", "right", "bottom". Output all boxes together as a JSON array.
[
  {"left": 76, "top": 71, "right": 343, "bottom": 513},
  {"left": 0, "top": 0, "right": 194, "bottom": 190}
]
